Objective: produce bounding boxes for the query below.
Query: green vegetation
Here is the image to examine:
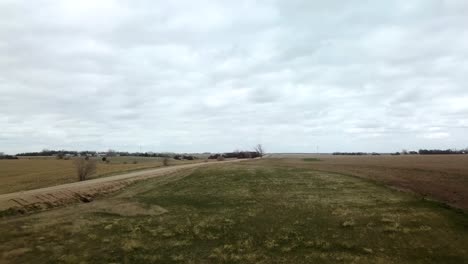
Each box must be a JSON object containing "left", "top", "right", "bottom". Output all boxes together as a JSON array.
[{"left": 0, "top": 160, "right": 467, "bottom": 263}]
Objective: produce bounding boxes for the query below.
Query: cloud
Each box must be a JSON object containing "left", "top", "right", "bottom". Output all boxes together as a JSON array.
[
  {"left": 422, "top": 132, "right": 450, "bottom": 139},
  {"left": 1, "top": 0, "right": 468, "bottom": 154}
]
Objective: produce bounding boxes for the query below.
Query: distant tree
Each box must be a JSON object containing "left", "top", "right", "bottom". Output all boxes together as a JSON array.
[
  {"left": 418, "top": 149, "right": 463, "bottom": 155},
  {"left": 56, "top": 152, "right": 65, "bottom": 160},
  {"left": 333, "top": 152, "right": 368, "bottom": 155},
  {"left": 183, "top": 155, "right": 194, "bottom": 160},
  {"left": 162, "top": 157, "right": 170, "bottom": 166},
  {"left": 0, "top": 153, "right": 19, "bottom": 159},
  {"left": 106, "top": 149, "right": 116, "bottom": 157},
  {"left": 208, "top": 154, "right": 221, "bottom": 159},
  {"left": 401, "top": 149, "right": 408, "bottom": 155},
  {"left": 254, "top": 144, "right": 265, "bottom": 157},
  {"left": 74, "top": 158, "right": 97, "bottom": 181},
  {"left": 217, "top": 155, "right": 225, "bottom": 161}
]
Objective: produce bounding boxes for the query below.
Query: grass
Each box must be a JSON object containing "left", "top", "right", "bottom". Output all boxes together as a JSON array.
[
  {"left": 270, "top": 154, "right": 468, "bottom": 210},
  {"left": 0, "top": 156, "right": 201, "bottom": 194},
  {"left": 303, "top": 158, "right": 321, "bottom": 162},
  {"left": 0, "top": 159, "right": 466, "bottom": 263}
]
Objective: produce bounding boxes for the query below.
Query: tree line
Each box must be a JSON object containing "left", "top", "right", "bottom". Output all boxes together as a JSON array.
[
  {"left": 417, "top": 149, "right": 468, "bottom": 155},
  {"left": 0, "top": 153, "right": 18, "bottom": 159},
  {"left": 332, "top": 152, "right": 380, "bottom": 156},
  {"left": 208, "top": 145, "right": 265, "bottom": 159},
  {"left": 14, "top": 144, "right": 266, "bottom": 160},
  {"left": 16, "top": 149, "right": 96, "bottom": 157},
  {"left": 333, "top": 148, "right": 468, "bottom": 156},
  {"left": 16, "top": 149, "right": 179, "bottom": 158}
]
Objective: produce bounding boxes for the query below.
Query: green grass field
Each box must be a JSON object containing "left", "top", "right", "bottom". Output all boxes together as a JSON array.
[{"left": 0, "top": 159, "right": 466, "bottom": 263}]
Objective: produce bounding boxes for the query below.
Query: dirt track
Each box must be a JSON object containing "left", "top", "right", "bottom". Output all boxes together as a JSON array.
[{"left": 0, "top": 159, "right": 248, "bottom": 215}]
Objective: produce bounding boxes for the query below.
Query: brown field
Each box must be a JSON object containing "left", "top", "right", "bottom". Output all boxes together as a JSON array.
[
  {"left": 1, "top": 159, "right": 467, "bottom": 263},
  {"left": 270, "top": 154, "right": 468, "bottom": 210},
  {"left": 2, "top": 154, "right": 468, "bottom": 211},
  {"left": 0, "top": 156, "right": 203, "bottom": 195}
]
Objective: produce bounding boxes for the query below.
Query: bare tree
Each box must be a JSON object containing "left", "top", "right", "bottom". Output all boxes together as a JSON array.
[
  {"left": 162, "top": 157, "right": 170, "bottom": 166},
  {"left": 106, "top": 149, "right": 117, "bottom": 157},
  {"left": 74, "top": 158, "right": 97, "bottom": 181},
  {"left": 254, "top": 144, "right": 265, "bottom": 157}
]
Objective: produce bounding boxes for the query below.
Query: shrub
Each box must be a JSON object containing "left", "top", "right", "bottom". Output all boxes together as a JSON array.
[
  {"left": 162, "top": 157, "right": 170, "bottom": 166},
  {"left": 217, "top": 156, "right": 225, "bottom": 161},
  {"left": 183, "top": 155, "right": 194, "bottom": 160},
  {"left": 208, "top": 154, "right": 221, "bottom": 159},
  {"left": 74, "top": 158, "right": 97, "bottom": 181}
]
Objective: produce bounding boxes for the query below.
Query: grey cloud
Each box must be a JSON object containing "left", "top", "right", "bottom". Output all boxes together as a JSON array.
[{"left": 1, "top": 0, "right": 468, "bottom": 154}]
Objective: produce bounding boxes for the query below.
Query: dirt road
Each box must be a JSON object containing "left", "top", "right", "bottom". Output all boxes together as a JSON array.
[{"left": 0, "top": 159, "right": 249, "bottom": 215}]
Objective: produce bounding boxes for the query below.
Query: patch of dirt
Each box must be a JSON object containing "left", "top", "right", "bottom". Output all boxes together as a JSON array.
[{"left": 2, "top": 247, "right": 32, "bottom": 258}]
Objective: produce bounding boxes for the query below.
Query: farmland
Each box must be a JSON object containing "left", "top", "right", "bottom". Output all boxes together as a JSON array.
[
  {"left": 0, "top": 156, "right": 203, "bottom": 195},
  {"left": 271, "top": 154, "right": 468, "bottom": 210},
  {"left": 0, "top": 157, "right": 467, "bottom": 263}
]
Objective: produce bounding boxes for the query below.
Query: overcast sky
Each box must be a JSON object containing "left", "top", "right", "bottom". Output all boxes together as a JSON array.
[{"left": 1, "top": 0, "right": 467, "bottom": 154}]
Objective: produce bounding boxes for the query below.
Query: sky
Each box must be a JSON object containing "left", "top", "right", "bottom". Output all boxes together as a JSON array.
[{"left": 1, "top": 0, "right": 468, "bottom": 154}]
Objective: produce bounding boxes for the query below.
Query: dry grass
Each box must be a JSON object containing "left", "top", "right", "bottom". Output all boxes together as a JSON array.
[
  {"left": 0, "top": 160, "right": 466, "bottom": 263},
  {"left": 0, "top": 156, "right": 201, "bottom": 194},
  {"left": 269, "top": 154, "right": 468, "bottom": 210}
]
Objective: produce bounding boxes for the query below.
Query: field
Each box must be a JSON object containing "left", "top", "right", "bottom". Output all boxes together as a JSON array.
[
  {"left": 271, "top": 154, "right": 468, "bottom": 210},
  {"left": 0, "top": 156, "right": 203, "bottom": 195},
  {"left": 0, "top": 158, "right": 467, "bottom": 263}
]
